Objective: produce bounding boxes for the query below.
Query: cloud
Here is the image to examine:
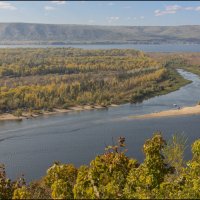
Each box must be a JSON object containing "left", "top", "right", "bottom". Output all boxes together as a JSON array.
[
  {"left": 165, "top": 5, "right": 182, "bottom": 11},
  {"left": 155, "top": 4, "right": 200, "bottom": 16},
  {"left": 44, "top": 6, "right": 55, "bottom": 11},
  {"left": 154, "top": 9, "right": 176, "bottom": 16},
  {"left": 185, "top": 6, "right": 200, "bottom": 11},
  {"left": 124, "top": 6, "right": 132, "bottom": 9},
  {"left": 196, "top": 6, "right": 200, "bottom": 11},
  {"left": 88, "top": 19, "right": 95, "bottom": 24},
  {"left": 0, "top": 2, "right": 17, "bottom": 10},
  {"left": 108, "top": 2, "right": 114, "bottom": 6},
  {"left": 182, "top": 6, "right": 194, "bottom": 11},
  {"left": 107, "top": 16, "right": 120, "bottom": 24},
  {"left": 140, "top": 16, "right": 145, "bottom": 20},
  {"left": 52, "top": 1, "right": 66, "bottom": 5}
]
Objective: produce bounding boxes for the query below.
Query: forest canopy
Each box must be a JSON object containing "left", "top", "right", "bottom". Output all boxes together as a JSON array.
[{"left": 0, "top": 48, "right": 188, "bottom": 115}]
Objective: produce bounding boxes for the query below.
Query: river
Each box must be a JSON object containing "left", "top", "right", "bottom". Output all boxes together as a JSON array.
[
  {"left": 0, "top": 69, "right": 199, "bottom": 182},
  {"left": 0, "top": 44, "right": 200, "bottom": 52}
]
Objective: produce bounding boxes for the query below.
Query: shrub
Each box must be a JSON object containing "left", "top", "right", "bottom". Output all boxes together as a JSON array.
[{"left": 0, "top": 133, "right": 199, "bottom": 199}]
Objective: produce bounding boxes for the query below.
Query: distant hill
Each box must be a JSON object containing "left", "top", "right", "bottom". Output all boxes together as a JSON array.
[{"left": 0, "top": 23, "right": 200, "bottom": 44}]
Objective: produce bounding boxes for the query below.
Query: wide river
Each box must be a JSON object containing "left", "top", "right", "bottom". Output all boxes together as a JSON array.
[
  {"left": 1, "top": 44, "right": 200, "bottom": 52},
  {"left": 0, "top": 69, "right": 199, "bottom": 182}
]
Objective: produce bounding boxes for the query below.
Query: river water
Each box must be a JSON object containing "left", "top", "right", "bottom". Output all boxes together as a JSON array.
[
  {"left": 0, "top": 44, "right": 200, "bottom": 52},
  {"left": 0, "top": 69, "right": 199, "bottom": 182}
]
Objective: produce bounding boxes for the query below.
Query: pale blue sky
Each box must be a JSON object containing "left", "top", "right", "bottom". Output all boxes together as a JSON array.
[{"left": 0, "top": 1, "right": 200, "bottom": 26}]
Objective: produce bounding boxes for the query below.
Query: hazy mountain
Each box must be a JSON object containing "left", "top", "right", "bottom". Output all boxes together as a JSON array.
[{"left": 0, "top": 23, "right": 200, "bottom": 44}]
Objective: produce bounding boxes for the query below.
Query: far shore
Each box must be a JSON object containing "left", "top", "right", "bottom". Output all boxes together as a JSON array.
[
  {"left": 0, "top": 104, "right": 118, "bottom": 122},
  {"left": 131, "top": 105, "right": 200, "bottom": 119}
]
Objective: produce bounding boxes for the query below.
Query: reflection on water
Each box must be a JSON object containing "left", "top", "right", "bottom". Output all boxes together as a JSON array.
[{"left": 0, "top": 69, "right": 199, "bottom": 181}]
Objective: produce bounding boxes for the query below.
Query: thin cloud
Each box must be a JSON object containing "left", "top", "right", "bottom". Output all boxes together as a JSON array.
[
  {"left": 0, "top": 2, "right": 17, "bottom": 10},
  {"left": 107, "top": 16, "right": 120, "bottom": 24},
  {"left": 44, "top": 6, "right": 55, "bottom": 11},
  {"left": 155, "top": 4, "right": 200, "bottom": 16},
  {"left": 88, "top": 19, "right": 95, "bottom": 24},
  {"left": 155, "top": 9, "right": 176, "bottom": 16},
  {"left": 108, "top": 2, "right": 115, "bottom": 6},
  {"left": 124, "top": 6, "right": 132, "bottom": 9},
  {"left": 52, "top": 1, "right": 66, "bottom": 5},
  {"left": 196, "top": 6, "right": 200, "bottom": 11},
  {"left": 166, "top": 5, "right": 182, "bottom": 11}
]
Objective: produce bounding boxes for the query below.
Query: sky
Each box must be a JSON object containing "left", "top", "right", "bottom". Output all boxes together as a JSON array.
[{"left": 0, "top": 1, "right": 200, "bottom": 26}]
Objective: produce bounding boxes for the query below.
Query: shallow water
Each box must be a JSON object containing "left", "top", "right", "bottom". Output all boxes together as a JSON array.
[{"left": 0, "top": 69, "right": 199, "bottom": 182}]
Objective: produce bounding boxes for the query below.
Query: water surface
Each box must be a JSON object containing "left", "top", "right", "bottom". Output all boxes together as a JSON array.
[
  {"left": 0, "top": 69, "right": 199, "bottom": 182},
  {"left": 0, "top": 44, "right": 200, "bottom": 52}
]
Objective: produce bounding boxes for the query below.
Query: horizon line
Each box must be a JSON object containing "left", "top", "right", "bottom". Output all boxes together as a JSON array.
[{"left": 0, "top": 22, "right": 199, "bottom": 27}]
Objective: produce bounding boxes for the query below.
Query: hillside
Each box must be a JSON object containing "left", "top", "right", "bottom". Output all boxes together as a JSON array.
[{"left": 0, "top": 23, "right": 200, "bottom": 44}]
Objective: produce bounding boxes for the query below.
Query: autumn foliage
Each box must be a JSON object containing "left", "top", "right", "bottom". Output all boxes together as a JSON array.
[
  {"left": 0, "top": 133, "right": 199, "bottom": 199},
  {"left": 0, "top": 48, "right": 186, "bottom": 114}
]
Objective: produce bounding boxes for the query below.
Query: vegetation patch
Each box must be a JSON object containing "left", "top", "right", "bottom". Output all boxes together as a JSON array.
[
  {"left": 1, "top": 133, "right": 200, "bottom": 199},
  {"left": 0, "top": 48, "right": 189, "bottom": 115}
]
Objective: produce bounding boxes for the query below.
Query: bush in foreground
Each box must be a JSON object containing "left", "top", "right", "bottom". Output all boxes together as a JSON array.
[{"left": 0, "top": 133, "right": 200, "bottom": 199}]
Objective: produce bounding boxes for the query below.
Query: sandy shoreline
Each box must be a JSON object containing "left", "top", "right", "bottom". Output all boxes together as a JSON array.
[
  {"left": 131, "top": 105, "right": 200, "bottom": 119},
  {"left": 1, "top": 104, "right": 200, "bottom": 122},
  {"left": 0, "top": 104, "right": 118, "bottom": 122}
]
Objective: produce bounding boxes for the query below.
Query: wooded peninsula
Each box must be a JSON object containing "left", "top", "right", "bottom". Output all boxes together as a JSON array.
[{"left": 0, "top": 48, "right": 190, "bottom": 120}]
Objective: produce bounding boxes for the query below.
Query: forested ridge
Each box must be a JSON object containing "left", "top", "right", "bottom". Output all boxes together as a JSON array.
[
  {"left": 0, "top": 48, "right": 189, "bottom": 116},
  {"left": 0, "top": 134, "right": 199, "bottom": 199}
]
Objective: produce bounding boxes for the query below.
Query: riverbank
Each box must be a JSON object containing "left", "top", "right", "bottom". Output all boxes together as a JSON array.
[
  {"left": 131, "top": 105, "right": 200, "bottom": 119},
  {"left": 0, "top": 70, "right": 191, "bottom": 122},
  {"left": 0, "top": 104, "right": 118, "bottom": 121}
]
